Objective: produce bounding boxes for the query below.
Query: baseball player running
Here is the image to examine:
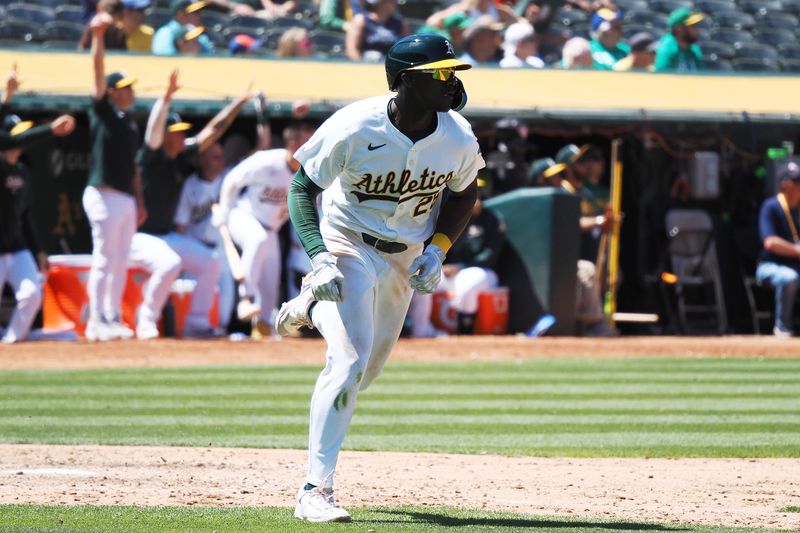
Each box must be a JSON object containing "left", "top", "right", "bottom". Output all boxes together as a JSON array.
[
  {"left": 213, "top": 122, "right": 316, "bottom": 334},
  {"left": 275, "top": 34, "right": 484, "bottom": 522},
  {"left": 0, "top": 67, "right": 77, "bottom": 343},
  {"left": 129, "top": 70, "right": 249, "bottom": 339},
  {"left": 83, "top": 11, "right": 143, "bottom": 341}
]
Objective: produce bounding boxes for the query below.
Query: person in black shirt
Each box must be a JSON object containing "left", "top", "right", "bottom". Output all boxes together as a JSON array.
[
  {"left": 1, "top": 85, "right": 77, "bottom": 343},
  {"left": 128, "top": 69, "right": 250, "bottom": 339},
  {"left": 82, "top": 11, "right": 143, "bottom": 342}
]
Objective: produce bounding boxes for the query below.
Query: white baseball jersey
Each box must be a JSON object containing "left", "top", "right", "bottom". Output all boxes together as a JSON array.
[
  {"left": 293, "top": 94, "right": 485, "bottom": 246},
  {"left": 224, "top": 149, "right": 293, "bottom": 230},
  {"left": 174, "top": 172, "right": 227, "bottom": 245}
]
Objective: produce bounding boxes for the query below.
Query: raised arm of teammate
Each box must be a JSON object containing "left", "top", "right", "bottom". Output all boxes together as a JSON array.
[
  {"left": 194, "top": 81, "right": 253, "bottom": 153},
  {"left": 145, "top": 69, "right": 180, "bottom": 151}
]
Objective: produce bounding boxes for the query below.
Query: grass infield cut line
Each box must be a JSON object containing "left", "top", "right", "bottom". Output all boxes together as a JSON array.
[
  {"left": 779, "top": 506, "right": 800, "bottom": 512},
  {"left": 0, "top": 358, "right": 798, "bottom": 457},
  {"left": 0, "top": 504, "right": 787, "bottom": 533}
]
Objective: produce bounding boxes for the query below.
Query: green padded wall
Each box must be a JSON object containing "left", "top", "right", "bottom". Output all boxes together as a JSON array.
[{"left": 485, "top": 188, "right": 580, "bottom": 335}]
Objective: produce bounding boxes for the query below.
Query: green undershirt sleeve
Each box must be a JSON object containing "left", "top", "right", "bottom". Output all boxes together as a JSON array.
[{"left": 288, "top": 166, "right": 328, "bottom": 260}]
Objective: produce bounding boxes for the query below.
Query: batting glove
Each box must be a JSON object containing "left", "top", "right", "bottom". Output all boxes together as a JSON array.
[
  {"left": 310, "top": 252, "right": 344, "bottom": 302},
  {"left": 210, "top": 206, "right": 229, "bottom": 228},
  {"left": 407, "top": 244, "right": 446, "bottom": 294}
]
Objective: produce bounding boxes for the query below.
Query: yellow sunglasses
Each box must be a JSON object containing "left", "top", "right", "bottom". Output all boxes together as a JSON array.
[{"left": 420, "top": 68, "right": 456, "bottom": 81}]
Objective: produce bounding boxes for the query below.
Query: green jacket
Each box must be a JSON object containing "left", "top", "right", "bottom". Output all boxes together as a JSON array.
[
  {"left": 589, "top": 39, "right": 631, "bottom": 70},
  {"left": 654, "top": 33, "right": 703, "bottom": 72}
]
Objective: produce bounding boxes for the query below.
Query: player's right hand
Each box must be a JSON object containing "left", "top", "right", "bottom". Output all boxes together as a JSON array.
[
  {"left": 90, "top": 12, "right": 113, "bottom": 32},
  {"left": 309, "top": 252, "right": 344, "bottom": 302},
  {"left": 210, "top": 205, "right": 229, "bottom": 228}
]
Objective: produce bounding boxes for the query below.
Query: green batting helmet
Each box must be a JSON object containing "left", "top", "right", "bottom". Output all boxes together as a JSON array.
[{"left": 385, "top": 34, "right": 472, "bottom": 91}]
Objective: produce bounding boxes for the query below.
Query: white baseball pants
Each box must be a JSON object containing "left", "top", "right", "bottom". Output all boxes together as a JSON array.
[
  {"left": 449, "top": 266, "right": 498, "bottom": 314},
  {"left": 82, "top": 186, "right": 136, "bottom": 323},
  {"left": 227, "top": 208, "right": 280, "bottom": 325},
  {"left": 128, "top": 233, "right": 181, "bottom": 329},
  {"left": 304, "top": 225, "right": 422, "bottom": 488},
  {"left": 0, "top": 250, "right": 41, "bottom": 343}
]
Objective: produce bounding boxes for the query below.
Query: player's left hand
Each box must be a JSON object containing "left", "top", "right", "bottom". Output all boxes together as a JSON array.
[
  {"left": 51, "top": 115, "right": 76, "bottom": 136},
  {"left": 310, "top": 252, "right": 344, "bottom": 302},
  {"left": 408, "top": 244, "right": 446, "bottom": 294}
]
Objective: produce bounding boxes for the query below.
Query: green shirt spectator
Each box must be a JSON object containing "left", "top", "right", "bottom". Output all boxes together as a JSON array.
[
  {"left": 655, "top": 7, "right": 704, "bottom": 72},
  {"left": 589, "top": 8, "right": 628, "bottom": 70},
  {"left": 319, "top": 0, "right": 362, "bottom": 32},
  {"left": 590, "top": 39, "right": 630, "bottom": 70},
  {"left": 416, "top": 12, "right": 472, "bottom": 53}
]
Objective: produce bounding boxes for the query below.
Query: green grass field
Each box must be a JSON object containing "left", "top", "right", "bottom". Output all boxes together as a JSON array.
[
  {"left": 1, "top": 358, "right": 799, "bottom": 457},
  {"left": 3, "top": 357, "right": 799, "bottom": 532},
  {"left": 0, "top": 504, "right": 788, "bottom": 533}
]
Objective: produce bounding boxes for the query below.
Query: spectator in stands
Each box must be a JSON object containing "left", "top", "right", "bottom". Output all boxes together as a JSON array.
[
  {"left": 229, "top": 0, "right": 296, "bottom": 19},
  {"left": 500, "top": 21, "right": 544, "bottom": 68},
  {"left": 345, "top": 0, "right": 409, "bottom": 62},
  {"left": 118, "top": 0, "right": 154, "bottom": 52},
  {"left": 152, "top": 0, "right": 214, "bottom": 55},
  {"left": 613, "top": 31, "right": 656, "bottom": 71},
  {"left": 79, "top": 0, "right": 128, "bottom": 51},
  {"left": 572, "top": 144, "right": 609, "bottom": 210},
  {"left": 589, "top": 8, "right": 628, "bottom": 70},
  {"left": 561, "top": 36, "right": 593, "bottom": 68},
  {"left": 0, "top": 68, "right": 77, "bottom": 344},
  {"left": 229, "top": 34, "right": 264, "bottom": 55},
  {"left": 277, "top": 27, "right": 315, "bottom": 57},
  {"left": 459, "top": 16, "right": 504, "bottom": 65},
  {"left": 83, "top": 12, "right": 141, "bottom": 341},
  {"left": 426, "top": 0, "right": 520, "bottom": 30},
  {"left": 172, "top": 25, "right": 208, "bottom": 55},
  {"left": 319, "top": 0, "right": 364, "bottom": 32},
  {"left": 654, "top": 7, "right": 704, "bottom": 72},
  {"left": 755, "top": 159, "right": 800, "bottom": 338},
  {"left": 416, "top": 12, "right": 473, "bottom": 54}
]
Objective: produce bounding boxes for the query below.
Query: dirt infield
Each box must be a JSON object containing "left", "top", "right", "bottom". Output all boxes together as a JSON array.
[{"left": 2, "top": 336, "right": 799, "bottom": 530}]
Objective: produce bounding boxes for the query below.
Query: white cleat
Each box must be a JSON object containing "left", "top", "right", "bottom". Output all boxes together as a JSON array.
[
  {"left": 84, "top": 319, "right": 113, "bottom": 342},
  {"left": 136, "top": 321, "right": 160, "bottom": 340},
  {"left": 294, "top": 486, "right": 351, "bottom": 523},
  {"left": 275, "top": 276, "right": 315, "bottom": 337},
  {"left": 107, "top": 320, "right": 135, "bottom": 340},
  {"left": 236, "top": 298, "right": 261, "bottom": 322}
]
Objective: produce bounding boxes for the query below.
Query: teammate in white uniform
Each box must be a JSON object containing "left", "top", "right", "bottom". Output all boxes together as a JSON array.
[
  {"left": 275, "top": 34, "right": 484, "bottom": 522},
  {"left": 213, "top": 122, "right": 316, "bottom": 333}
]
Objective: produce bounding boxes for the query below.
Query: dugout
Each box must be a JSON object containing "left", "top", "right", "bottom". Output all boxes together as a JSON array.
[{"left": 5, "top": 49, "right": 800, "bottom": 335}]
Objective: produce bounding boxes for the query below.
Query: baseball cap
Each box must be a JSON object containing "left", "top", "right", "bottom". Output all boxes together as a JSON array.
[
  {"left": 590, "top": 8, "right": 622, "bottom": 33},
  {"left": 106, "top": 71, "right": 137, "bottom": 89},
  {"left": 166, "top": 112, "right": 192, "bottom": 133},
  {"left": 2, "top": 114, "right": 33, "bottom": 136},
  {"left": 529, "top": 157, "right": 565, "bottom": 181},
  {"left": 629, "top": 31, "right": 657, "bottom": 53},
  {"left": 121, "top": 0, "right": 151, "bottom": 9},
  {"left": 668, "top": 7, "right": 704, "bottom": 29},
  {"left": 777, "top": 159, "right": 800, "bottom": 182},
  {"left": 443, "top": 12, "right": 473, "bottom": 31},
  {"left": 556, "top": 144, "right": 589, "bottom": 165},
  {"left": 229, "top": 33, "right": 263, "bottom": 54},
  {"left": 463, "top": 15, "right": 505, "bottom": 44},
  {"left": 503, "top": 21, "right": 535, "bottom": 52},
  {"left": 170, "top": 0, "right": 206, "bottom": 15}
]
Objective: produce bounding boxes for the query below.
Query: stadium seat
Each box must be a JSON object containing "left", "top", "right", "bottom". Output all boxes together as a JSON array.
[
  {"left": 734, "top": 41, "right": 779, "bottom": 62},
  {"left": 41, "top": 39, "right": 77, "bottom": 48},
  {"left": 624, "top": 10, "right": 669, "bottom": 29},
  {"left": 777, "top": 41, "right": 800, "bottom": 59},
  {"left": 269, "top": 15, "right": 313, "bottom": 30},
  {"left": 406, "top": 17, "right": 425, "bottom": 33},
  {"left": 780, "top": 0, "right": 800, "bottom": 16},
  {"left": 554, "top": 7, "right": 589, "bottom": 28},
  {"left": 396, "top": 0, "right": 442, "bottom": 20},
  {"left": 755, "top": 12, "right": 800, "bottom": 31},
  {"left": 754, "top": 27, "right": 797, "bottom": 47},
  {"left": 41, "top": 20, "right": 84, "bottom": 41},
  {"left": 709, "top": 27, "right": 754, "bottom": 45},
  {"left": 309, "top": 29, "right": 345, "bottom": 55},
  {"left": 613, "top": 0, "right": 648, "bottom": 11},
  {"left": 651, "top": 0, "right": 693, "bottom": 14},
  {"left": 703, "top": 56, "right": 733, "bottom": 70},
  {"left": 202, "top": 26, "right": 226, "bottom": 48},
  {"left": 6, "top": 3, "right": 54, "bottom": 24},
  {"left": 738, "top": 0, "right": 782, "bottom": 16},
  {"left": 54, "top": 5, "right": 83, "bottom": 24},
  {"left": 731, "top": 57, "right": 779, "bottom": 71},
  {"left": 623, "top": 23, "right": 662, "bottom": 40},
  {"left": 712, "top": 10, "right": 755, "bottom": 30},
  {"left": 200, "top": 10, "right": 229, "bottom": 34},
  {"left": 780, "top": 57, "right": 800, "bottom": 71},
  {"left": 699, "top": 39, "right": 736, "bottom": 60},
  {"left": 0, "top": 20, "right": 39, "bottom": 42},
  {"left": 146, "top": 8, "right": 172, "bottom": 29},
  {"left": 222, "top": 25, "right": 264, "bottom": 40},
  {"left": 694, "top": 0, "right": 738, "bottom": 13},
  {"left": 229, "top": 15, "right": 273, "bottom": 32}
]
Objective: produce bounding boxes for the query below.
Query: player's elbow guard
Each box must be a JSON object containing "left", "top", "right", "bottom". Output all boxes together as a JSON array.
[{"left": 451, "top": 78, "right": 467, "bottom": 112}]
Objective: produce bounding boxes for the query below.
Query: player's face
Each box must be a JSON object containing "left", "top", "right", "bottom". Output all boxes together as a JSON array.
[
  {"left": 164, "top": 130, "right": 186, "bottom": 156},
  {"left": 404, "top": 68, "right": 459, "bottom": 113},
  {"left": 199, "top": 143, "right": 225, "bottom": 179},
  {"left": 109, "top": 86, "right": 135, "bottom": 111}
]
